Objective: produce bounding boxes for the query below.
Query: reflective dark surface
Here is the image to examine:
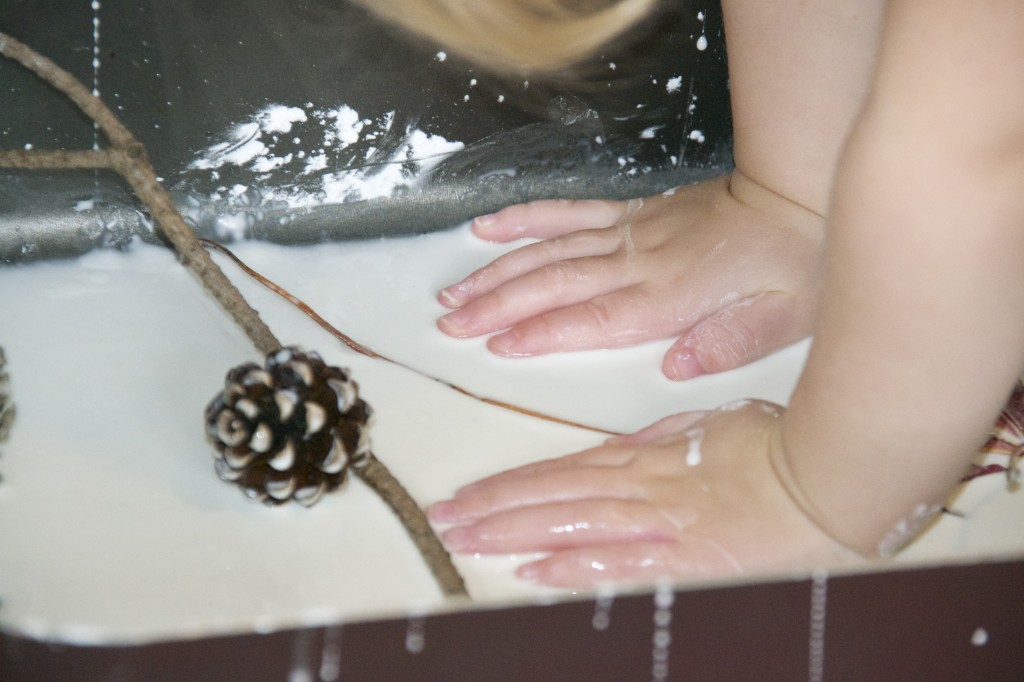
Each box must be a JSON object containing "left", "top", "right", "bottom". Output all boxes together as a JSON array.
[{"left": 0, "top": 0, "right": 732, "bottom": 261}]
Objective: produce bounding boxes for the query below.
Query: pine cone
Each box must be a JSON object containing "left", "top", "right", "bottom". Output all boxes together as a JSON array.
[{"left": 205, "top": 347, "right": 373, "bottom": 506}]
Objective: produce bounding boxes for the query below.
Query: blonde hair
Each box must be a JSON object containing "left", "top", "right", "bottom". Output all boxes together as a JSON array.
[{"left": 349, "top": 0, "right": 661, "bottom": 74}]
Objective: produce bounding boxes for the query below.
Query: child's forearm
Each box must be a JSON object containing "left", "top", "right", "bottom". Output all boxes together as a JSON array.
[
  {"left": 721, "top": 0, "right": 882, "bottom": 216},
  {"left": 777, "top": 0, "right": 1024, "bottom": 556}
]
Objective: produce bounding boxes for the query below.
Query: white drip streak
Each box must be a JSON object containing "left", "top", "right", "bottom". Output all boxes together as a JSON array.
[
  {"left": 91, "top": 1, "right": 101, "bottom": 150},
  {"left": 808, "top": 570, "right": 828, "bottom": 682},
  {"left": 652, "top": 582, "right": 674, "bottom": 682}
]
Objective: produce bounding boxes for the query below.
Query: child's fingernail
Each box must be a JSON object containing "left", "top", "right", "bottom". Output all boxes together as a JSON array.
[
  {"left": 516, "top": 562, "right": 543, "bottom": 582},
  {"left": 666, "top": 350, "right": 705, "bottom": 381},
  {"left": 437, "top": 309, "right": 473, "bottom": 335},
  {"left": 442, "top": 526, "right": 474, "bottom": 552},
  {"left": 427, "top": 500, "right": 457, "bottom": 523},
  {"left": 438, "top": 288, "right": 460, "bottom": 308},
  {"left": 487, "top": 330, "right": 526, "bottom": 356},
  {"left": 473, "top": 213, "right": 497, "bottom": 228},
  {"left": 438, "top": 280, "right": 473, "bottom": 307}
]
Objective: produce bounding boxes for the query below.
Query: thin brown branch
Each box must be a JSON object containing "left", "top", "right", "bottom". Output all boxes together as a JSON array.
[
  {"left": 0, "top": 32, "right": 133, "bottom": 148},
  {"left": 360, "top": 455, "right": 467, "bottom": 596},
  {"left": 0, "top": 31, "right": 467, "bottom": 598},
  {"left": 201, "top": 239, "right": 623, "bottom": 437},
  {"left": 0, "top": 30, "right": 280, "bottom": 356},
  {"left": 0, "top": 148, "right": 112, "bottom": 169}
]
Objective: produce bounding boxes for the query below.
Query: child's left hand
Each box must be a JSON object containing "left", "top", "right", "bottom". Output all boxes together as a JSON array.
[{"left": 428, "top": 401, "right": 859, "bottom": 588}]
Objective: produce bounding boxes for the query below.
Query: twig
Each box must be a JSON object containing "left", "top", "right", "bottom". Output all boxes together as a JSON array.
[
  {"left": 360, "top": 455, "right": 466, "bottom": 596},
  {"left": 201, "top": 238, "right": 622, "bottom": 436},
  {"left": 0, "top": 148, "right": 111, "bottom": 169},
  {"left": 0, "top": 31, "right": 279, "bottom": 355},
  {"left": 0, "top": 31, "right": 467, "bottom": 598}
]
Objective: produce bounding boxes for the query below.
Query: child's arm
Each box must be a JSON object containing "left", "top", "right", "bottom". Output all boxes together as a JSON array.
[
  {"left": 436, "top": 0, "right": 883, "bottom": 379},
  {"left": 778, "top": 0, "right": 1024, "bottom": 555},
  {"left": 428, "top": 0, "right": 1024, "bottom": 586}
]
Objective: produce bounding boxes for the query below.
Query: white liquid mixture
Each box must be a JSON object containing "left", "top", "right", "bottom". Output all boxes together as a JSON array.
[{"left": 0, "top": 226, "right": 1018, "bottom": 644}]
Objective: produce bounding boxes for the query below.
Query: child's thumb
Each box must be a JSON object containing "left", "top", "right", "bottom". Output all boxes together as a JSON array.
[{"left": 661, "top": 292, "right": 810, "bottom": 381}]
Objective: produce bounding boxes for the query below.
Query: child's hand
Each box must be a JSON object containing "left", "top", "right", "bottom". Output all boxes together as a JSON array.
[
  {"left": 437, "top": 173, "right": 824, "bottom": 379},
  {"left": 428, "top": 401, "right": 858, "bottom": 588}
]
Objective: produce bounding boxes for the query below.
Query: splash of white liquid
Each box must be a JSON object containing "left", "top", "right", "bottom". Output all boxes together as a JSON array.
[
  {"left": 877, "top": 503, "right": 943, "bottom": 557},
  {"left": 684, "top": 428, "right": 703, "bottom": 466},
  {"left": 188, "top": 102, "right": 463, "bottom": 209},
  {"left": 971, "top": 627, "right": 988, "bottom": 646}
]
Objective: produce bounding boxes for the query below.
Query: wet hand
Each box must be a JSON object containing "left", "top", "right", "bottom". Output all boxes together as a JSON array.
[
  {"left": 437, "top": 173, "right": 824, "bottom": 379},
  {"left": 428, "top": 401, "right": 857, "bottom": 588}
]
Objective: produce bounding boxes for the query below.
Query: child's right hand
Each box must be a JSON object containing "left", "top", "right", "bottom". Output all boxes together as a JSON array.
[{"left": 437, "top": 172, "right": 825, "bottom": 379}]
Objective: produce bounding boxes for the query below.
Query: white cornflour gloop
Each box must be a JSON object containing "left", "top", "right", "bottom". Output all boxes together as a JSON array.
[{"left": 188, "top": 102, "right": 464, "bottom": 209}]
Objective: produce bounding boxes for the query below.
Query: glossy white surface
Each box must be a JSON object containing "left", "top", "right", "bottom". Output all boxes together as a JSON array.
[{"left": 0, "top": 226, "right": 1019, "bottom": 643}]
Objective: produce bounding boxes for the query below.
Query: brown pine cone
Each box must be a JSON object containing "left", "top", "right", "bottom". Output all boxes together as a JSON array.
[{"left": 205, "top": 347, "right": 373, "bottom": 506}]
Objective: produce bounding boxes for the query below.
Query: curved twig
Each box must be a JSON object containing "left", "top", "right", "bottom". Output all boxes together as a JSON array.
[
  {"left": 0, "top": 31, "right": 466, "bottom": 598},
  {"left": 360, "top": 455, "right": 466, "bottom": 596},
  {"left": 0, "top": 31, "right": 279, "bottom": 355},
  {"left": 201, "top": 238, "right": 622, "bottom": 437}
]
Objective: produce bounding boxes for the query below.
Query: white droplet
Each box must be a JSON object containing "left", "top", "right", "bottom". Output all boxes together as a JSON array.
[
  {"left": 684, "top": 428, "right": 703, "bottom": 466},
  {"left": 971, "top": 627, "right": 989, "bottom": 646},
  {"left": 696, "top": 34, "right": 708, "bottom": 51}
]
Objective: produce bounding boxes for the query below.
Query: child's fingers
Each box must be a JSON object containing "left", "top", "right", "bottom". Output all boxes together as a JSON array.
[
  {"left": 607, "top": 411, "right": 710, "bottom": 445},
  {"left": 470, "top": 199, "right": 629, "bottom": 242},
  {"left": 451, "top": 446, "right": 636, "bottom": 494},
  {"left": 515, "top": 538, "right": 745, "bottom": 588},
  {"left": 438, "top": 227, "right": 621, "bottom": 310},
  {"left": 429, "top": 464, "right": 646, "bottom": 524},
  {"left": 438, "top": 252, "right": 633, "bottom": 339},
  {"left": 438, "top": 499, "right": 681, "bottom": 554},
  {"left": 662, "top": 292, "right": 812, "bottom": 380},
  {"left": 482, "top": 285, "right": 681, "bottom": 356}
]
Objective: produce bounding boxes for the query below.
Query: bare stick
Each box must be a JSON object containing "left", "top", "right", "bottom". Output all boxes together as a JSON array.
[
  {"left": 0, "top": 149, "right": 111, "bottom": 169},
  {"left": 0, "top": 31, "right": 467, "bottom": 597},
  {"left": 360, "top": 455, "right": 467, "bottom": 596},
  {"left": 0, "top": 31, "right": 279, "bottom": 356}
]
